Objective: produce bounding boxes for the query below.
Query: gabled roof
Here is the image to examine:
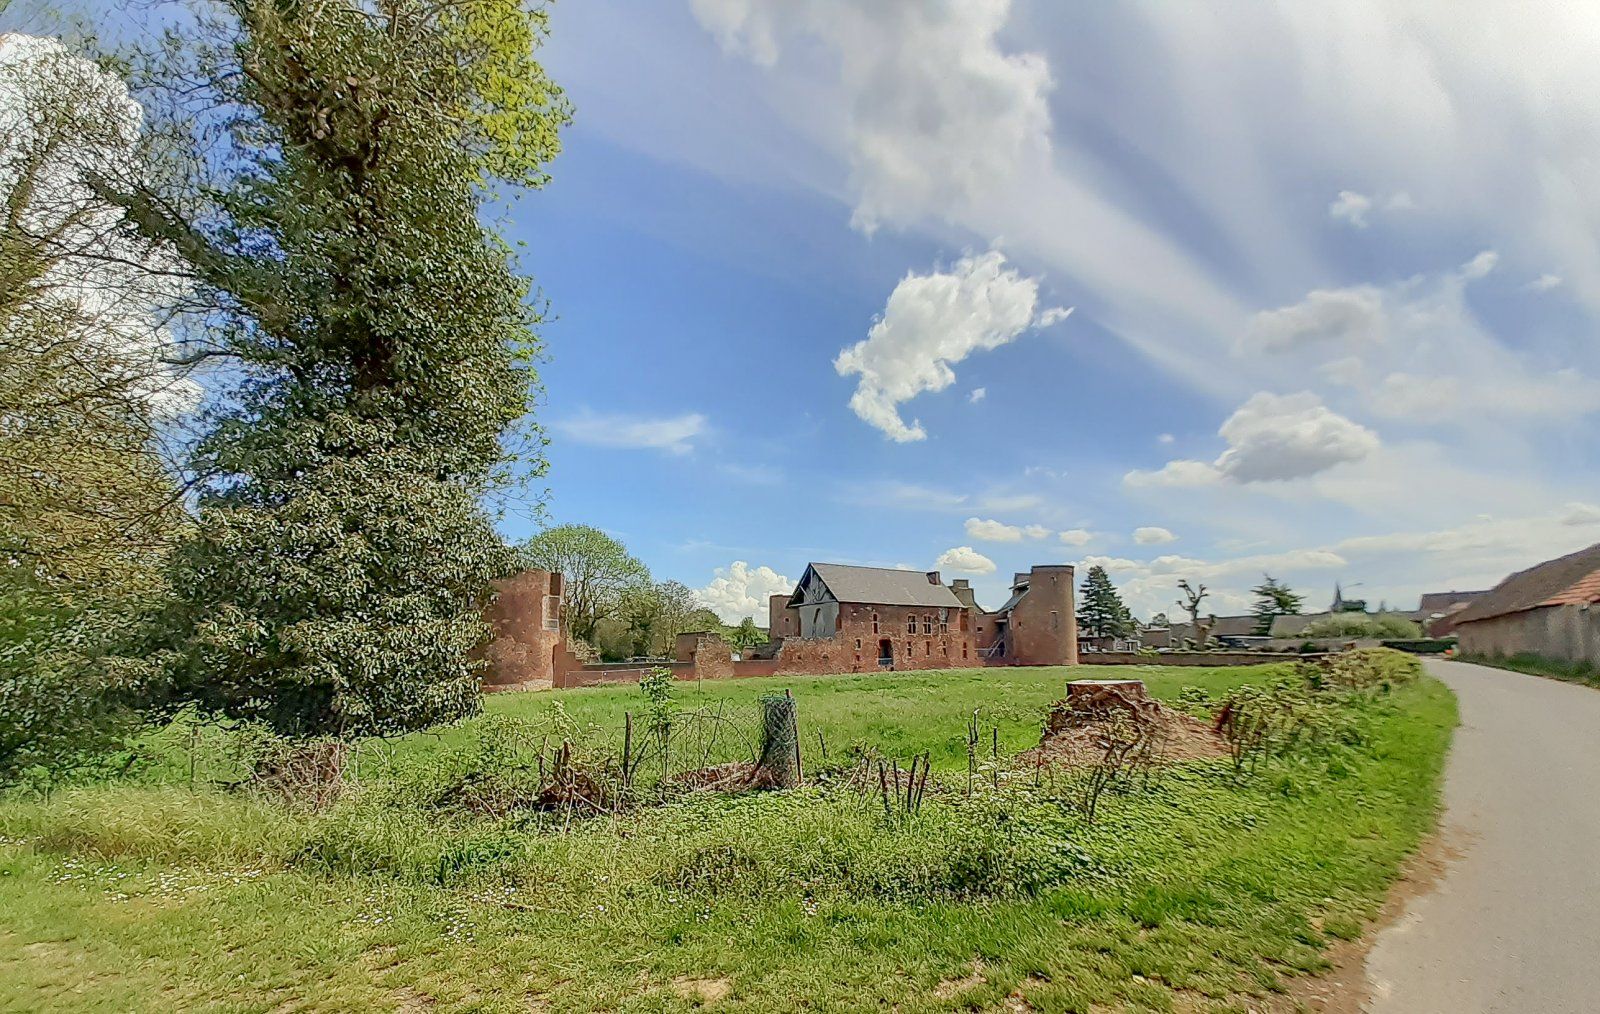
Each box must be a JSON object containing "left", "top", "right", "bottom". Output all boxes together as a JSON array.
[
  {"left": 798, "top": 563, "right": 964, "bottom": 609},
  {"left": 1452, "top": 542, "right": 1600, "bottom": 625},
  {"left": 1418, "top": 590, "right": 1490, "bottom": 614}
]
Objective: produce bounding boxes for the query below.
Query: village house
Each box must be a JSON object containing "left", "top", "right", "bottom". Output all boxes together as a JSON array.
[{"left": 1450, "top": 542, "right": 1600, "bottom": 666}]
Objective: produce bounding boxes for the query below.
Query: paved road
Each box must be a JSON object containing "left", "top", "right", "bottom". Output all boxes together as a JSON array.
[{"left": 1363, "top": 658, "right": 1600, "bottom": 1012}]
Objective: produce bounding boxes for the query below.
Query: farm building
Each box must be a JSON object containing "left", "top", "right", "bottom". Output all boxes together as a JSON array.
[{"left": 1451, "top": 542, "right": 1600, "bottom": 666}]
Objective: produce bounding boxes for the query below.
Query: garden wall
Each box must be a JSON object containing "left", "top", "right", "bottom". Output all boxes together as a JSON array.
[{"left": 1085, "top": 651, "right": 1319, "bottom": 667}]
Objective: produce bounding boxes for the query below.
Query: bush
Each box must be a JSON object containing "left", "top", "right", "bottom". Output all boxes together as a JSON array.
[
  {"left": 1325, "top": 647, "right": 1421, "bottom": 690},
  {"left": 1459, "top": 652, "right": 1599, "bottom": 687},
  {"left": 1301, "top": 613, "right": 1422, "bottom": 639}
]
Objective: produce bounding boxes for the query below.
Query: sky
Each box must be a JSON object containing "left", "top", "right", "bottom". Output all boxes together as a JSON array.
[{"left": 43, "top": 0, "right": 1600, "bottom": 623}]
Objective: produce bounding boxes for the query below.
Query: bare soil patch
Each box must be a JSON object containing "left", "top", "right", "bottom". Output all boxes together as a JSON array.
[
  {"left": 670, "top": 975, "right": 733, "bottom": 1005},
  {"left": 1018, "top": 681, "right": 1229, "bottom": 767}
]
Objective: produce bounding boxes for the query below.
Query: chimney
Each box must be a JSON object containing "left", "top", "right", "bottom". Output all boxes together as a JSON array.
[{"left": 951, "top": 578, "right": 969, "bottom": 590}]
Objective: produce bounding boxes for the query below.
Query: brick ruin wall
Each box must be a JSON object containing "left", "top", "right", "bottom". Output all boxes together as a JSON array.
[{"left": 764, "top": 601, "right": 977, "bottom": 674}]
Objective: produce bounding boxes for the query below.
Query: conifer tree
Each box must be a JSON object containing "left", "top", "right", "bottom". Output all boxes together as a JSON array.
[{"left": 1077, "top": 565, "right": 1133, "bottom": 640}]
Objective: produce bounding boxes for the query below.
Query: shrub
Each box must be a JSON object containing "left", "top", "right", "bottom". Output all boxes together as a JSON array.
[
  {"left": 1301, "top": 613, "right": 1422, "bottom": 639},
  {"left": 1325, "top": 647, "right": 1421, "bottom": 691}
]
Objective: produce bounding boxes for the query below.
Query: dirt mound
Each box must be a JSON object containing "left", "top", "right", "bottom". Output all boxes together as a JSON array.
[{"left": 1018, "top": 680, "right": 1229, "bottom": 767}]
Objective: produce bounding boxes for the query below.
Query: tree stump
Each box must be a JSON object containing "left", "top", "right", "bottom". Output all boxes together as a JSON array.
[
  {"left": 1047, "top": 679, "right": 1158, "bottom": 734},
  {"left": 756, "top": 692, "right": 800, "bottom": 789}
]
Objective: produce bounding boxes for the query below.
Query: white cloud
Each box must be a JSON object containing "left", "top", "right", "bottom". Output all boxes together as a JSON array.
[
  {"left": 1328, "top": 189, "right": 1413, "bottom": 228},
  {"left": 1133, "top": 526, "right": 1177, "bottom": 546},
  {"left": 1023, "top": 524, "right": 1052, "bottom": 540},
  {"left": 1157, "top": 433, "right": 1175, "bottom": 445},
  {"left": 694, "top": 561, "right": 794, "bottom": 624},
  {"left": 1214, "top": 392, "right": 1379, "bottom": 482},
  {"left": 1058, "top": 528, "right": 1093, "bottom": 547},
  {"left": 965, "top": 517, "right": 1024, "bottom": 542},
  {"left": 1127, "top": 392, "right": 1379, "bottom": 487},
  {"left": 0, "top": 35, "right": 200, "bottom": 418},
  {"left": 978, "top": 492, "right": 1045, "bottom": 513},
  {"left": 1244, "top": 286, "right": 1385, "bottom": 353},
  {"left": 1328, "top": 189, "right": 1373, "bottom": 227},
  {"left": 968, "top": 387, "right": 987, "bottom": 403},
  {"left": 553, "top": 411, "right": 708, "bottom": 454},
  {"left": 691, "top": 0, "right": 1054, "bottom": 234},
  {"left": 1526, "top": 273, "right": 1563, "bottom": 293},
  {"left": 834, "top": 249, "right": 1069, "bottom": 441},
  {"left": 1561, "top": 502, "right": 1600, "bottom": 526},
  {"left": 1460, "top": 249, "right": 1499, "bottom": 280},
  {"left": 935, "top": 545, "right": 996, "bottom": 575}
]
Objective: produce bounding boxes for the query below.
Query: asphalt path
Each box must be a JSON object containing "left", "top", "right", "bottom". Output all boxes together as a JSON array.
[{"left": 1363, "top": 658, "right": 1600, "bottom": 1012}]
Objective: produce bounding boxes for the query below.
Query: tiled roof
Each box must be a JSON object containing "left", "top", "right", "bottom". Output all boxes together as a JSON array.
[
  {"left": 1452, "top": 542, "right": 1600, "bottom": 625},
  {"left": 806, "top": 563, "right": 964, "bottom": 609}
]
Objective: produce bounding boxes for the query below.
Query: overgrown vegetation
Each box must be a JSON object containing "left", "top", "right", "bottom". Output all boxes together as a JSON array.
[
  {"left": 1458, "top": 651, "right": 1600, "bottom": 689},
  {"left": 1, "top": 662, "right": 1455, "bottom": 1011},
  {"left": 1300, "top": 611, "right": 1423, "bottom": 640}
]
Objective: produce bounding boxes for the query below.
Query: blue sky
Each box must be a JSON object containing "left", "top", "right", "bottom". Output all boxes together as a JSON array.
[{"left": 63, "top": 0, "right": 1600, "bottom": 622}]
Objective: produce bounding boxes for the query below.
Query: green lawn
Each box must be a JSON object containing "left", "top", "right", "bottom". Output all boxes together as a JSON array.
[{"left": 0, "top": 663, "right": 1456, "bottom": 1013}]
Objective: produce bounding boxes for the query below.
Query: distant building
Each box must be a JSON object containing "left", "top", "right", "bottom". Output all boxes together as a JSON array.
[
  {"left": 1417, "top": 590, "right": 1491, "bottom": 636},
  {"left": 1451, "top": 543, "right": 1600, "bottom": 666},
  {"left": 768, "top": 562, "right": 1078, "bottom": 670}
]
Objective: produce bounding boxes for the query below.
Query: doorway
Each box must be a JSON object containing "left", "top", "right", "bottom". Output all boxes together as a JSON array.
[{"left": 877, "top": 638, "right": 894, "bottom": 669}]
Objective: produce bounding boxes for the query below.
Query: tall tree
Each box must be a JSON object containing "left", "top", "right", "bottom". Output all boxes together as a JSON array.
[
  {"left": 730, "top": 616, "right": 764, "bottom": 651},
  {"left": 1249, "top": 574, "right": 1304, "bottom": 635},
  {"left": 0, "top": 35, "right": 190, "bottom": 779},
  {"left": 518, "top": 524, "right": 648, "bottom": 646},
  {"left": 1076, "top": 565, "right": 1133, "bottom": 639},
  {"left": 96, "top": 0, "right": 571, "bottom": 739}
]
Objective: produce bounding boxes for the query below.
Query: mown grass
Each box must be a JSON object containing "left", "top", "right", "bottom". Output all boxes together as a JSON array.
[
  {"left": 1457, "top": 651, "right": 1600, "bottom": 689},
  {"left": 0, "top": 663, "right": 1456, "bottom": 1013}
]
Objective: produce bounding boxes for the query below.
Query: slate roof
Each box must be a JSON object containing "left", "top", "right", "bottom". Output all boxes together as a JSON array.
[
  {"left": 1418, "top": 590, "right": 1490, "bottom": 614},
  {"left": 805, "top": 563, "right": 964, "bottom": 608},
  {"left": 1452, "top": 542, "right": 1600, "bottom": 625}
]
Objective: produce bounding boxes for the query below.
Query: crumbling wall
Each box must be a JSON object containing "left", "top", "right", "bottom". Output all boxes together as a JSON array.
[{"left": 482, "top": 569, "right": 564, "bottom": 688}]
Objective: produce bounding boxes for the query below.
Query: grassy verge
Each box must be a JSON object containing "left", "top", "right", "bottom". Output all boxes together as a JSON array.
[
  {"left": 1457, "top": 651, "right": 1600, "bottom": 689},
  {"left": 0, "top": 663, "right": 1455, "bottom": 1013}
]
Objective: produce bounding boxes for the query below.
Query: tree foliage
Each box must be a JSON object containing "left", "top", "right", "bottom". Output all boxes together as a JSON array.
[
  {"left": 95, "top": 0, "right": 571, "bottom": 739},
  {"left": 1301, "top": 613, "right": 1422, "bottom": 640},
  {"left": 1250, "top": 574, "right": 1304, "bottom": 635},
  {"left": 0, "top": 35, "right": 189, "bottom": 780},
  {"left": 518, "top": 524, "right": 648, "bottom": 647},
  {"left": 1076, "top": 565, "right": 1133, "bottom": 639},
  {"left": 731, "top": 616, "right": 764, "bottom": 651}
]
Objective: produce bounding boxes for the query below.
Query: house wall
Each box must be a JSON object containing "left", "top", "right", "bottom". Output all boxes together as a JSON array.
[
  {"left": 1007, "top": 565, "right": 1078, "bottom": 666},
  {"left": 482, "top": 569, "right": 564, "bottom": 688},
  {"left": 767, "top": 594, "right": 796, "bottom": 639},
  {"left": 774, "top": 601, "right": 975, "bottom": 673},
  {"left": 1458, "top": 604, "right": 1600, "bottom": 666}
]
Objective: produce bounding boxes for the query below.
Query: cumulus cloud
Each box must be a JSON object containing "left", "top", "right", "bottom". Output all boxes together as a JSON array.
[
  {"left": 553, "top": 411, "right": 708, "bottom": 454},
  {"left": 935, "top": 545, "right": 996, "bottom": 574},
  {"left": 964, "top": 517, "right": 1052, "bottom": 542},
  {"left": 835, "top": 250, "right": 1069, "bottom": 441},
  {"left": 1244, "top": 286, "right": 1385, "bottom": 353},
  {"left": 965, "top": 517, "right": 1023, "bottom": 542},
  {"left": 1328, "top": 189, "right": 1413, "bottom": 228},
  {"left": 691, "top": 0, "right": 1053, "bottom": 233},
  {"left": 1133, "top": 526, "right": 1177, "bottom": 545},
  {"left": 1460, "top": 249, "right": 1499, "bottom": 280},
  {"left": 694, "top": 561, "right": 794, "bottom": 624},
  {"left": 968, "top": 387, "right": 987, "bottom": 403},
  {"left": 1, "top": 35, "right": 201, "bottom": 417},
  {"left": 1328, "top": 189, "right": 1374, "bottom": 227},
  {"left": 1126, "top": 392, "right": 1379, "bottom": 488},
  {"left": 1058, "top": 528, "right": 1093, "bottom": 547}
]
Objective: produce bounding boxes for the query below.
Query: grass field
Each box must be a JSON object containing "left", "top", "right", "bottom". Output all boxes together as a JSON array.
[{"left": 0, "top": 663, "right": 1456, "bottom": 1013}]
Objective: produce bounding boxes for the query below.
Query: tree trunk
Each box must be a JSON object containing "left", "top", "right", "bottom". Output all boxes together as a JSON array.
[{"left": 756, "top": 692, "right": 800, "bottom": 789}]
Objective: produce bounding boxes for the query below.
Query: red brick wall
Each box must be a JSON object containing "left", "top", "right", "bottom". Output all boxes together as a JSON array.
[
  {"left": 1009, "top": 565, "right": 1078, "bottom": 666},
  {"left": 773, "top": 602, "right": 975, "bottom": 673},
  {"left": 482, "top": 569, "right": 564, "bottom": 688}
]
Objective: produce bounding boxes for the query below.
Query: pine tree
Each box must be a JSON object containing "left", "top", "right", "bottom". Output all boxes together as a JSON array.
[
  {"left": 1250, "top": 575, "right": 1305, "bottom": 635},
  {"left": 1077, "top": 566, "right": 1133, "bottom": 639}
]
